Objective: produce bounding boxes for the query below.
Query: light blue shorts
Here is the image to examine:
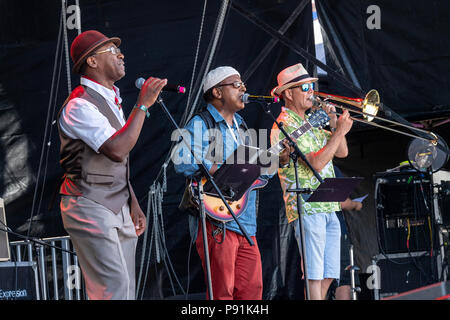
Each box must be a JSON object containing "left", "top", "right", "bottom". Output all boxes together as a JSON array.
[{"left": 293, "top": 212, "right": 341, "bottom": 280}]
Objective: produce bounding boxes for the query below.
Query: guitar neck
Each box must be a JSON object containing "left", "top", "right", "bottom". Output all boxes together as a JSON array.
[{"left": 269, "top": 122, "right": 312, "bottom": 154}]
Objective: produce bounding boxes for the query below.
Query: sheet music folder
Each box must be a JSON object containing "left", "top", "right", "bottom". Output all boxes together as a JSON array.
[
  {"left": 304, "top": 177, "right": 364, "bottom": 202},
  {"left": 203, "top": 145, "right": 263, "bottom": 201}
]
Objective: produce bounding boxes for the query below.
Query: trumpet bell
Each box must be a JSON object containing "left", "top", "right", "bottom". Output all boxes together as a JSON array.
[{"left": 362, "top": 89, "right": 380, "bottom": 122}]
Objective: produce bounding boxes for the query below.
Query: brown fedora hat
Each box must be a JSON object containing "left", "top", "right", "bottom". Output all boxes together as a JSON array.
[{"left": 70, "top": 30, "right": 121, "bottom": 74}]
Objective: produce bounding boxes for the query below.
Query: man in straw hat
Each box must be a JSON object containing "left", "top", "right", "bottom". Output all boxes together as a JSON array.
[
  {"left": 57, "top": 30, "right": 167, "bottom": 299},
  {"left": 270, "top": 63, "right": 353, "bottom": 300},
  {"left": 173, "top": 66, "right": 288, "bottom": 299}
]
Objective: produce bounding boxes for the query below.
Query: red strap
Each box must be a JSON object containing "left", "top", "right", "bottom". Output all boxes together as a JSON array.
[{"left": 114, "top": 96, "right": 122, "bottom": 110}]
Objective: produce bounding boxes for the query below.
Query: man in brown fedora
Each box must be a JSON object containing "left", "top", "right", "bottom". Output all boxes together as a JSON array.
[
  {"left": 270, "top": 63, "right": 353, "bottom": 300},
  {"left": 57, "top": 30, "right": 166, "bottom": 299}
]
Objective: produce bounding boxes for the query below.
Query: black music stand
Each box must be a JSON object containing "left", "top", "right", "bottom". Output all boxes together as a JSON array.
[
  {"left": 203, "top": 164, "right": 261, "bottom": 201},
  {"left": 302, "top": 177, "right": 363, "bottom": 203},
  {"left": 203, "top": 144, "right": 264, "bottom": 201}
]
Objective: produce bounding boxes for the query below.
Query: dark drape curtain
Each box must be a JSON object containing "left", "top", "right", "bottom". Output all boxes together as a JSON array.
[
  {"left": 316, "top": 0, "right": 450, "bottom": 120},
  {"left": 0, "top": 0, "right": 315, "bottom": 299},
  {"left": 316, "top": 0, "right": 450, "bottom": 274},
  {"left": 1, "top": 0, "right": 449, "bottom": 299}
]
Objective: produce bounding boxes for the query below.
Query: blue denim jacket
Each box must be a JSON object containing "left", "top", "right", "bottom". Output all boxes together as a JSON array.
[{"left": 173, "top": 104, "right": 260, "bottom": 239}]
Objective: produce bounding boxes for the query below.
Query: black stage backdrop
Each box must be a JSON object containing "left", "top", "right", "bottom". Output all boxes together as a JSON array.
[
  {"left": 315, "top": 0, "right": 450, "bottom": 280},
  {"left": 316, "top": 0, "right": 450, "bottom": 120},
  {"left": 0, "top": 0, "right": 449, "bottom": 299}
]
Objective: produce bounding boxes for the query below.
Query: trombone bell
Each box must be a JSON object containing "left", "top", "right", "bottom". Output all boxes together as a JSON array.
[
  {"left": 363, "top": 89, "right": 380, "bottom": 122},
  {"left": 314, "top": 89, "right": 380, "bottom": 122}
]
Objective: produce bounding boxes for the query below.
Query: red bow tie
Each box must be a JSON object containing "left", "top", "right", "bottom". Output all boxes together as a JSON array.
[{"left": 114, "top": 96, "right": 122, "bottom": 110}]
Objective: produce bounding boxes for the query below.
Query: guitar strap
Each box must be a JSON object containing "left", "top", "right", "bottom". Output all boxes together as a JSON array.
[{"left": 196, "top": 109, "right": 250, "bottom": 139}]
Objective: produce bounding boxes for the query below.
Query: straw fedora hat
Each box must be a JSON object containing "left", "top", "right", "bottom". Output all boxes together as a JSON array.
[
  {"left": 271, "top": 63, "right": 318, "bottom": 97},
  {"left": 70, "top": 30, "right": 121, "bottom": 74}
]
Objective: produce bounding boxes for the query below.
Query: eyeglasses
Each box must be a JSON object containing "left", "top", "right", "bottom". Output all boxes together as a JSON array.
[
  {"left": 291, "top": 82, "right": 315, "bottom": 92},
  {"left": 216, "top": 81, "right": 246, "bottom": 89},
  {"left": 94, "top": 46, "right": 121, "bottom": 56}
]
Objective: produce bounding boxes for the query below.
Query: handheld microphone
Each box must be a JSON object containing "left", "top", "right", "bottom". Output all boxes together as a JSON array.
[
  {"left": 135, "top": 77, "right": 186, "bottom": 94},
  {"left": 241, "top": 93, "right": 280, "bottom": 104}
]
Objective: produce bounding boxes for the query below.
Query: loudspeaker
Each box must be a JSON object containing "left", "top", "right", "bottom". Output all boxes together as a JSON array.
[
  {"left": 0, "top": 262, "right": 39, "bottom": 300},
  {"left": 358, "top": 273, "right": 375, "bottom": 300},
  {"left": 0, "top": 198, "right": 10, "bottom": 261},
  {"left": 375, "top": 171, "right": 437, "bottom": 253},
  {"left": 433, "top": 169, "right": 450, "bottom": 226},
  {"left": 373, "top": 252, "right": 438, "bottom": 299},
  {"left": 437, "top": 193, "right": 450, "bottom": 226}
]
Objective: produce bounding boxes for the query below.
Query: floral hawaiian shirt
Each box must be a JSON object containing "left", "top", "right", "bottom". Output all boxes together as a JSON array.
[{"left": 270, "top": 107, "right": 341, "bottom": 222}]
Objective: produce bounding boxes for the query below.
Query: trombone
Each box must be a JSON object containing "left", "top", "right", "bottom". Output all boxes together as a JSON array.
[{"left": 310, "top": 89, "right": 439, "bottom": 145}]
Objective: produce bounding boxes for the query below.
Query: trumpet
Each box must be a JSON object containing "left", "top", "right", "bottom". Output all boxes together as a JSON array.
[{"left": 310, "top": 89, "right": 438, "bottom": 145}]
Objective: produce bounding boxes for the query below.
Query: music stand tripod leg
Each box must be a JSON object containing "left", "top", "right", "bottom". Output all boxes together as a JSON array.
[
  {"left": 292, "top": 153, "right": 311, "bottom": 300},
  {"left": 196, "top": 178, "right": 214, "bottom": 300},
  {"left": 349, "top": 244, "right": 361, "bottom": 300}
]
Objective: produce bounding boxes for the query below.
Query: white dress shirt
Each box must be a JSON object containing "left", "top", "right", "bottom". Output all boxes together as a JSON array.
[{"left": 59, "top": 77, "right": 126, "bottom": 153}]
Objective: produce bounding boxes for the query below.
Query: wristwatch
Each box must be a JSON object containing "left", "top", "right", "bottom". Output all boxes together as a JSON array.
[{"left": 134, "top": 104, "right": 150, "bottom": 118}]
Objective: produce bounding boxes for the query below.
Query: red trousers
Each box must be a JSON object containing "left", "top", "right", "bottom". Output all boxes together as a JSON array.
[{"left": 195, "top": 219, "right": 263, "bottom": 300}]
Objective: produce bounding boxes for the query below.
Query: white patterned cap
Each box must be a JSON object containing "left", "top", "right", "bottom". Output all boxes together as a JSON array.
[{"left": 203, "top": 66, "right": 240, "bottom": 93}]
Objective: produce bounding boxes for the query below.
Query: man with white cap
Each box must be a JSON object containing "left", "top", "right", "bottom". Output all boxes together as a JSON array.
[
  {"left": 270, "top": 63, "right": 353, "bottom": 300},
  {"left": 174, "top": 66, "right": 286, "bottom": 300}
]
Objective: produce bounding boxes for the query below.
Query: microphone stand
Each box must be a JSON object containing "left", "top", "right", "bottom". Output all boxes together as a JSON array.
[
  {"left": 0, "top": 226, "right": 75, "bottom": 255},
  {"left": 259, "top": 102, "right": 324, "bottom": 300},
  {"left": 155, "top": 95, "right": 254, "bottom": 300}
]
